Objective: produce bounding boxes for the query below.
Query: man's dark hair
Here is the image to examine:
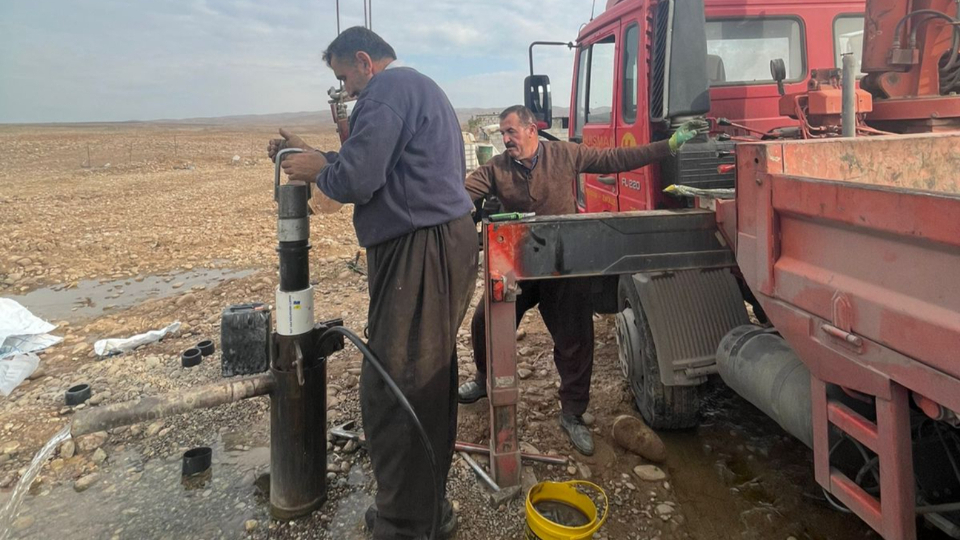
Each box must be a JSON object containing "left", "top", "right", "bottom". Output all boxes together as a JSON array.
[
  {"left": 499, "top": 105, "right": 537, "bottom": 127},
  {"left": 323, "top": 27, "right": 397, "bottom": 66}
]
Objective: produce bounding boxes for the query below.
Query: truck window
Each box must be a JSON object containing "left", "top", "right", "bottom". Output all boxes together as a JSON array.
[
  {"left": 574, "top": 47, "right": 588, "bottom": 139},
  {"left": 622, "top": 24, "right": 639, "bottom": 124},
  {"left": 705, "top": 18, "right": 804, "bottom": 85},
  {"left": 834, "top": 15, "right": 865, "bottom": 75},
  {"left": 587, "top": 35, "right": 616, "bottom": 124}
]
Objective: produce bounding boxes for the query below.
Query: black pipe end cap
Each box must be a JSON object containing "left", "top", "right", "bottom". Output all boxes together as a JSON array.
[
  {"left": 181, "top": 348, "right": 202, "bottom": 368},
  {"left": 65, "top": 384, "right": 92, "bottom": 406},
  {"left": 196, "top": 339, "right": 215, "bottom": 357},
  {"left": 182, "top": 447, "right": 212, "bottom": 476}
]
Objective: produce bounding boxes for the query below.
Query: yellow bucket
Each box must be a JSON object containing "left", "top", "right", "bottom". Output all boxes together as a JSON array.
[{"left": 524, "top": 481, "right": 608, "bottom": 540}]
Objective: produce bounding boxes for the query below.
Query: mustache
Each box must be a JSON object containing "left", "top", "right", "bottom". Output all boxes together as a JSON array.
[{"left": 505, "top": 143, "right": 517, "bottom": 149}]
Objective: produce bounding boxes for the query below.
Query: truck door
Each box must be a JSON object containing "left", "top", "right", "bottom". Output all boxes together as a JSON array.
[
  {"left": 575, "top": 22, "right": 620, "bottom": 213},
  {"left": 615, "top": 19, "right": 655, "bottom": 211}
]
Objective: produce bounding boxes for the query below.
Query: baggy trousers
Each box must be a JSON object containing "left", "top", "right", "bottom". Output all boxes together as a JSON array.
[
  {"left": 470, "top": 277, "right": 595, "bottom": 416},
  {"left": 361, "top": 213, "right": 478, "bottom": 539}
]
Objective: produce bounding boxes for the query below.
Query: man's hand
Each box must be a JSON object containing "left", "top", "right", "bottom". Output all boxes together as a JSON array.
[
  {"left": 281, "top": 151, "right": 328, "bottom": 183},
  {"left": 668, "top": 119, "right": 710, "bottom": 153},
  {"left": 267, "top": 128, "right": 312, "bottom": 161}
]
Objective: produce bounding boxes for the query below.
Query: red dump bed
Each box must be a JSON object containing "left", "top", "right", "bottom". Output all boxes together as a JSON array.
[{"left": 730, "top": 133, "right": 960, "bottom": 414}]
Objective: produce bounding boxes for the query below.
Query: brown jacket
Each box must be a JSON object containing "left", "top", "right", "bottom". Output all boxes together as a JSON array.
[{"left": 465, "top": 139, "right": 672, "bottom": 216}]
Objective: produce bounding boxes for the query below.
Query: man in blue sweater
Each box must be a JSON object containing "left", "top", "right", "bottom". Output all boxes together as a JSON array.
[{"left": 274, "top": 27, "right": 476, "bottom": 540}]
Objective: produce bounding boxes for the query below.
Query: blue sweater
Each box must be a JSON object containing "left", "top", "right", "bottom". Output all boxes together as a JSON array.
[{"left": 316, "top": 66, "right": 474, "bottom": 248}]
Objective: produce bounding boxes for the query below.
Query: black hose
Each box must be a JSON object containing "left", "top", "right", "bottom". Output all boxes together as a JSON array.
[
  {"left": 318, "top": 326, "right": 440, "bottom": 540},
  {"left": 893, "top": 9, "right": 960, "bottom": 74}
]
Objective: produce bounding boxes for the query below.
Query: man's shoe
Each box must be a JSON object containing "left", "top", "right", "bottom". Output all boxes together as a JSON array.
[
  {"left": 457, "top": 380, "right": 487, "bottom": 404},
  {"left": 559, "top": 413, "right": 595, "bottom": 456},
  {"left": 364, "top": 499, "right": 457, "bottom": 538}
]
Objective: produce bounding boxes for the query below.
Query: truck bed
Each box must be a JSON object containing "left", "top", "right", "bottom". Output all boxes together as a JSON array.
[{"left": 733, "top": 133, "right": 960, "bottom": 414}]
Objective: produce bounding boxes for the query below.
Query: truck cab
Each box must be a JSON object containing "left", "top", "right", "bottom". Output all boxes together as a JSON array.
[{"left": 568, "top": 0, "right": 865, "bottom": 213}]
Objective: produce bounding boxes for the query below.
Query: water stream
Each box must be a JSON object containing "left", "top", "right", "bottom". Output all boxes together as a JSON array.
[{"left": 0, "top": 424, "right": 71, "bottom": 540}]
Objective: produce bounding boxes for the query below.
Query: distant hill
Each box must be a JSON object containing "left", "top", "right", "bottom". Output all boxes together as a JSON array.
[
  {"left": 2, "top": 106, "right": 569, "bottom": 128},
  {"left": 148, "top": 108, "right": 511, "bottom": 127}
]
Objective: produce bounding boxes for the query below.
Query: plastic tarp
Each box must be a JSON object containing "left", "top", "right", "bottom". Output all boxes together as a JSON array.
[{"left": 0, "top": 298, "right": 62, "bottom": 359}]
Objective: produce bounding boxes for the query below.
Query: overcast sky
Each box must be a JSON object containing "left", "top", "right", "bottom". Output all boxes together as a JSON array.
[{"left": 0, "top": 0, "right": 594, "bottom": 123}]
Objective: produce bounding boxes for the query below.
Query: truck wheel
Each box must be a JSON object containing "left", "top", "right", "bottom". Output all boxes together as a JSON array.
[{"left": 615, "top": 275, "right": 699, "bottom": 430}]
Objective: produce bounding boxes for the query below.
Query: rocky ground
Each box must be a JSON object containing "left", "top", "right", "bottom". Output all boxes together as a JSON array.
[{"left": 0, "top": 123, "right": 896, "bottom": 539}]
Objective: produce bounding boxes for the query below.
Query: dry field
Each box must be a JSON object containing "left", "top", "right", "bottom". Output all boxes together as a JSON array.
[{"left": 0, "top": 123, "right": 878, "bottom": 540}]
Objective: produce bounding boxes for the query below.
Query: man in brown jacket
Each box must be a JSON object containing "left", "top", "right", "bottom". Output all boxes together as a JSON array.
[{"left": 460, "top": 105, "right": 704, "bottom": 455}]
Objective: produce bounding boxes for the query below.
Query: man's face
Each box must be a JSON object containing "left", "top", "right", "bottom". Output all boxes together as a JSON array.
[
  {"left": 330, "top": 53, "right": 374, "bottom": 98},
  {"left": 499, "top": 113, "right": 539, "bottom": 161}
]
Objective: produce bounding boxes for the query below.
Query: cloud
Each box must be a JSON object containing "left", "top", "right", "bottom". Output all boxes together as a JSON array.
[{"left": 0, "top": 0, "right": 593, "bottom": 122}]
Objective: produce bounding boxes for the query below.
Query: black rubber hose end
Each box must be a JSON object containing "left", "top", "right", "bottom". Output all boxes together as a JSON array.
[
  {"left": 182, "top": 447, "right": 212, "bottom": 476},
  {"left": 196, "top": 339, "right": 215, "bottom": 357},
  {"left": 65, "top": 384, "right": 92, "bottom": 406},
  {"left": 181, "top": 348, "right": 202, "bottom": 368}
]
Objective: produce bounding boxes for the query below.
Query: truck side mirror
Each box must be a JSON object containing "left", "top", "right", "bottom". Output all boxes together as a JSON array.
[
  {"left": 770, "top": 58, "right": 787, "bottom": 96},
  {"left": 524, "top": 74, "right": 553, "bottom": 130}
]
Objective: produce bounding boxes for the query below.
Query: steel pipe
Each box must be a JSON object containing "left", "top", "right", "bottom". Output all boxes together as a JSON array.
[
  {"left": 842, "top": 54, "right": 857, "bottom": 138},
  {"left": 70, "top": 374, "right": 275, "bottom": 438}
]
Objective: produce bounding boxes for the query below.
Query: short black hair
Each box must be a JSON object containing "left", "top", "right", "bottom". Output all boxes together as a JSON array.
[
  {"left": 499, "top": 105, "right": 536, "bottom": 126},
  {"left": 323, "top": 27, "right": 397, "bottom": 66}
]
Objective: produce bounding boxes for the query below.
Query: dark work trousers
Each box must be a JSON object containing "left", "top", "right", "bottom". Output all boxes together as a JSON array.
[
  {"left": 361, "top": 213, "right": 478, "bottom": 540},
  {"left": 470, "top": 277, "right": 595, "bottom": 416}
]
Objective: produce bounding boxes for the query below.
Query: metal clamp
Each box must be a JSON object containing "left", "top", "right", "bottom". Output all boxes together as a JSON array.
[{"left": 274, "top": 148, "right": 305, "bottom": 202}]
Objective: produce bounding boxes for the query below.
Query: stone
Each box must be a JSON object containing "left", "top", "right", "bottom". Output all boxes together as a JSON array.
[
  {"left": 343, "top": 440, "right": 359, "bottom": 454},
  {"left": 12, "top": 515, "right": 35, "bottom": 531},
  {"left": 244, "top": 519, "right": 259, "bottom": 532},
  {"left": 343, "top": 375, "right": 359, "bottom": 389},
  {"left": 0, "top": 474, "right": 16, "bottom": 489},
  {"left": 145, "top": 421, "right": 165, "bottom": 437},
  {"left": 517, "top": 369, "right": 532, "bottom": 380},
  {"left": 175, "top": 293, "right": 197, "bottom": 307},
  {"left": 60, "top": 440, "right": 76, "bottom": 458},
  {"left": 611, "top": 415, "right": 666, "bottom": 462},
  {"left": 1, "top": 440, "right": 20, "bottom": 455},
  {"left": 77, "top": 431, "right": 108, "bottom": 452},
  {"left": 634, "top": 465, "right": 667, "bottom": 482},
  {"left": 74, "top": 473, "right": 100, "bottom": 492},
  {"left": 566, "top": 465, "right": 577, "bottom": 475},
  {"left": 656, "top": 504, "right": 674, "bottom": 517},
  {"left": 581, "top": 412, "right": 595, "bottom": 426},
  {"left": 92, "top": 448, "right": 108, "bottom": 464},
  {"left": 577, "top": 462, "right": 593, "bottom": 480}
]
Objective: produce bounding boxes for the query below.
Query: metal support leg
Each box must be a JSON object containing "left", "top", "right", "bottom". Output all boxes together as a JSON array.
[
  {"left": 484, "top": 223, "right": 522, "bottom": 489},
  {"left": 812, "top": 373, "right": 917, "bottom": 540},
  {"left": 877, "top": 382, "right": 916, "bottom": 540}
]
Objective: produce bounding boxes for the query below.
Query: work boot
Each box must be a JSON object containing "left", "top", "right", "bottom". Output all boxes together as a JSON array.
[
  {"left": 457, "top": 379, "right": 487, "bottom": 404},
  {"left": 364, "top": 499, "right": 457, "bottom": 539},
  {"left": 559, "top": 412, "right": 595, "bottom": 456}
]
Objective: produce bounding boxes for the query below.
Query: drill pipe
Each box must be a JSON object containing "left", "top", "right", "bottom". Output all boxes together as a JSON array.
[{"left": 70, "top": 374, "right": 275, "bottom": 438}]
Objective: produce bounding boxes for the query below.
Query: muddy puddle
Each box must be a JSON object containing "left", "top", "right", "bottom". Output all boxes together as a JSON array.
[
  {"left": 662, "top": 381, "right": 955, "bottom": 540},
  {"left": 0, "top": 427, "right": 375, "bottom": 540},
  {"left": 7, "top": 268, "right": 255, "bottom": 323}
]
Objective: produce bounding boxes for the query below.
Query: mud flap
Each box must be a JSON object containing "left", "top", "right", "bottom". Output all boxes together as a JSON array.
[{"left": 631, "top": 268, "right": 749, "bottom": 387}]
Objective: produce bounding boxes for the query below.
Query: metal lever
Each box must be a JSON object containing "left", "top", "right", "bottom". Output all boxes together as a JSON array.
[
  {"left": 597, "top": 176, "right": 617, "bottom": 186},
  {"left": 274, "top": 148, "right": 305, "bottom": 202}
]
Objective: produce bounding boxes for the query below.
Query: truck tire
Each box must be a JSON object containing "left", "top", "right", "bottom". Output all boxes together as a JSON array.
[{"left": 615, "top": 275, "right": 699, "bottom": 430}]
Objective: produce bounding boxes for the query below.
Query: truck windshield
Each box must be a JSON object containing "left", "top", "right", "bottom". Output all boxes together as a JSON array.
[
  {"left": 835, "top": 15, "right": 865, "bottom": 75},
  {"left": 705, "top": 18, "right": 804, "bottom": 85}
]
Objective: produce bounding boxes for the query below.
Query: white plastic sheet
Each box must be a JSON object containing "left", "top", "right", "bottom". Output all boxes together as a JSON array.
[
  {"left": 0, "top": 353, "right": 39, "bottom": 397},
  {"left": 94, "top": 321, "right": 180, "bottom": 357},
  {"left": 0, "top": 298, "right": 62, "bottom": 359}
]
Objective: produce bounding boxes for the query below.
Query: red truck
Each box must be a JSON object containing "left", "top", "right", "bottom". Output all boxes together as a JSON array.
[{"left": 478, "top": 1, "right": 960, "bottom": 538}]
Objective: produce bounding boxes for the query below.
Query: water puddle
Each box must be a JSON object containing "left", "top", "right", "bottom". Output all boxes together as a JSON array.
[
  {"left": 0, "top": 430, "right": 270, "bottom": 540},
  {"left": 662, "top": 382, "right": 877, "bottom": 540},
  {"left": 8, "top": 268, "right": 255, "bottom": 322},
  {"left": 0, "top": 426, "right": 381, "bottom": 540},
  {"left": 0, "top": 424, "right": 71, "bottom": 540}
]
